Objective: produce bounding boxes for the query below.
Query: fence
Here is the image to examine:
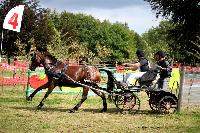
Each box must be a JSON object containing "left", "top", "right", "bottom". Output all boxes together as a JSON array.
[
  {"left": 0, "top": 59, "right": 28, "bottom": 91},
  {"left": 181, "top": 67, "right": 200, "bottom": 106}
]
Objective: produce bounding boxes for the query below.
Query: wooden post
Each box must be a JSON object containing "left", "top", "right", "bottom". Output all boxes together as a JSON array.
[
  {"left": 25, "top": 66, "right": 31, "bottom": 97},
  {"left": 0, "top": 30, "right": 3, "bottom": 63},
  {"left": 177, "top": 66, "right": 185, "bottom": 112}
]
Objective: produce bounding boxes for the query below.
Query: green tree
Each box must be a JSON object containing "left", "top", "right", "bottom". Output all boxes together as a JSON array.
[
  {"left": 33, "top": 9, "right": 56, "bottom": 51},
  {"left": 142, "top": 20, "right": 175, "bottom": 61},
  {"left": 48, "top": 11, "right": 140, "bottom": 63},
  {"left": 144, "top": 0, "right": 200, "bottom": 65}
]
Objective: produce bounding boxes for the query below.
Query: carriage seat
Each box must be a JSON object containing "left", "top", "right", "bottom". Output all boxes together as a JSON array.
[{"left": 137, "top": 69, "right": 158, "bottom": 88}]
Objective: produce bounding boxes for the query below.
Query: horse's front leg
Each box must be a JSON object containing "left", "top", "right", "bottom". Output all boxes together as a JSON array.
[
  {"left": 26, "top": 82, "right": 50, "bottom": 101},
  {"left": 69, "top": 87, "right": 89, "bottom": 113},
  {"left": 37, "top": 81, "right": 55, "bottom": 109}
]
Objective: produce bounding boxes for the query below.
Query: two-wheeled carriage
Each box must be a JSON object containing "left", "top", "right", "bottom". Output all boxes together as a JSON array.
[{"left": 99, "top": 68, "right": 178, "bottom": 114}]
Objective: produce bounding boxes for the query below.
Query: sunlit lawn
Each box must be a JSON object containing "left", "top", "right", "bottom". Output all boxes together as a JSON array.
[{"left": 0, "top": 85, "right": 200, "bottom": 133}]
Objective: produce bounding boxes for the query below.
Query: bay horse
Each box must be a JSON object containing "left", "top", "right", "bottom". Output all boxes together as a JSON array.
[{"left": 27, "top": 50, "right": 112, "bottom": 113}]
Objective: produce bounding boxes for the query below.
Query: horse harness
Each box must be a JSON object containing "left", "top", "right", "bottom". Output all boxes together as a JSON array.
[
  {"left": 45, "top": 59, "right": 89, "bottom": 82},
  {"left": 46, "top": 61, "right": 109, "bottom": 94},
  {"left": 46, "top": 61, "right": 68, "bottom": 80}
]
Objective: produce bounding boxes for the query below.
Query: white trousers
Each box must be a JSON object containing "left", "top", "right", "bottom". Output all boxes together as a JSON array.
[{"left": 124, "top": 72, "right": 146, "bottom": 85}]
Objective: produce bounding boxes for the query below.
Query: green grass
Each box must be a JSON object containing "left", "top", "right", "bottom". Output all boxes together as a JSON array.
[{"left": 0, "top": 86, "right": 200, "bottom": 133}]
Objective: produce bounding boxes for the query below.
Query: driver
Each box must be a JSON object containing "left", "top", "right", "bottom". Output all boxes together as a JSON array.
[{"left": 123, "top": 50, "right": 150, "bottom": 85}]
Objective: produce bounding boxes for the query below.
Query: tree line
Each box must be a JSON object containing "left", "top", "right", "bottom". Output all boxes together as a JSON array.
[{"left": 0, "top": 0, "right": 199, "bottom": 65}]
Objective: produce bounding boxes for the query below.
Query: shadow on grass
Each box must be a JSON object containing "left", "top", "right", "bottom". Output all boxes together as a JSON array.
[
  {"left": 11, "top": 106, "right": 69, "bottom": 113},
  {"left": 11, "top": 106, "right": 117, "bottom": 114},
  {"left": 11, "top": 106, "right": 164, "bottom": 116},
  {"left": 82, "top": 108, "right": 163, "bottom": 117},
  {"left": 82, "top": 108, "right": 119, "bottom": 114}
]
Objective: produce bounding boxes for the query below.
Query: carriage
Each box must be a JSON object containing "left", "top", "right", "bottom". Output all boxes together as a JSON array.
[
  {"left": 28, "top": 51, "right": 178, "bottom": 114},
  {"left": 99, "top": 68, "right": 178, "bottom": 114}
]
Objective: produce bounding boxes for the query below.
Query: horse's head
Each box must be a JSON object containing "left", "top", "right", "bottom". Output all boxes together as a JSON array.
[{"left": 30, "top": 51, "right": 43, "bottom": 71}]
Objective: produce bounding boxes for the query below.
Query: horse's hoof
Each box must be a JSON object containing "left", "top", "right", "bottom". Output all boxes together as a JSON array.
[
  {"left": 68, "top": 109, "right": 75, "bottom": 113},
  {"left": 37, "top": 103, "right": 44, "bottom": 110},
  {"left": 37, "top": 106, "right": 42, "bottom": 110},
  {"left": 26, "top": 96, "right": 32, "bottom": 101}
]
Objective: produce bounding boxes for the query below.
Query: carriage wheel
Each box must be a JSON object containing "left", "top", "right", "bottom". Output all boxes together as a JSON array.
[
  {"left": 115, "top": 92, "right": 140, "bottom": 114},
  {"left": 158, "top": 96, "right": 177, "bottom": 114}
]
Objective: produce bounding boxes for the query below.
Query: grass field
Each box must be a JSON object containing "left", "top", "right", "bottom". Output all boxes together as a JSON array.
[{"left": 0, "top": 85, "right": 200, "bottom": 133}]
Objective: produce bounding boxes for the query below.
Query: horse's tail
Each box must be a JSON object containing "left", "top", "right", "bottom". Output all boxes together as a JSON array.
[{"left": 99, "top": 68, "right": 115, "bottom": 93}]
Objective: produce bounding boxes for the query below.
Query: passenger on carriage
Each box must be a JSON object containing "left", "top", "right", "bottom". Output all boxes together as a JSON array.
[
  {"left": 154, "top": 51, "right": 172, "bottom": 90},
  {"left": 123, "top": 50, "right": 150, "bottom": 85}
]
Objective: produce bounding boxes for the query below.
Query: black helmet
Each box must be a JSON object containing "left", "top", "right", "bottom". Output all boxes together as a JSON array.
[
  {"left": 155, "top": 51, "right": 165, "bottom": 58},
  {"left": 136, "top": 50, "right": 145, "bottom": 57}
]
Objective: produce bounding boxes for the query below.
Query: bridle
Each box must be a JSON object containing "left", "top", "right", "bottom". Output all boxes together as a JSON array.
[
  {"left": 31, "top": 51, "right": 63, "bottom": 72},
  {"left": 30, "top": 51, "right": 45, "bottom": 70}
]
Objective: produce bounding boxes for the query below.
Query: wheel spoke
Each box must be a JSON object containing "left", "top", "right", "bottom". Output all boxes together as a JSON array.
[
  {"left": 158, "top": 96, "right": 177, "bottom": 114},
  {"left": 115, "top": 93, "right": 140, "bottom": 113}
]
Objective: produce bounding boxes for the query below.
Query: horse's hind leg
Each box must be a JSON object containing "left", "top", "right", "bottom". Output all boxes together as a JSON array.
[
  {"left": 91, "top": 89, "right": 107, "bottom": 112},
  {"left": 26, "top": 82, "right": 49, "bottom": 101},
  {"left": 69, "top": 87, "right": 89, "bottom": 113}
]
